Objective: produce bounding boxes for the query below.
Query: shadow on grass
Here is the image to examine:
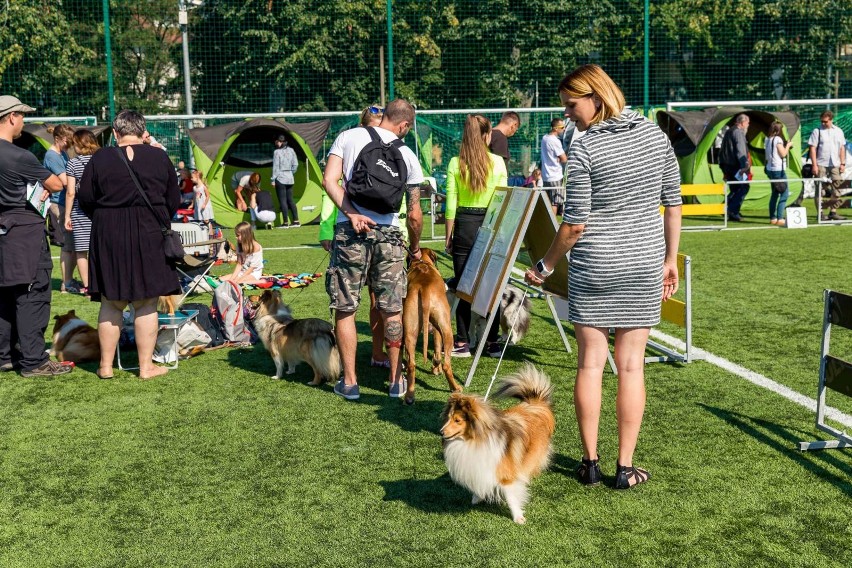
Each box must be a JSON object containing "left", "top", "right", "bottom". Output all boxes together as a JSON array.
[
  {"left": 380, "top": 473, "right": 511, "bottom": 520},
  {"left": 700, "top": 404, "right": 852, "bottom": 497}
]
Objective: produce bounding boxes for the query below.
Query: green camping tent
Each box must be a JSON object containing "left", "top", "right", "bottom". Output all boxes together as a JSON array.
[
  {"left": 189, "top": 119, "right": 330, "bottom": 227},
  {"left": 15, "top": 123, "right": 111, "bottom": 160},
  {"left": 656, "top": 108, "right": 803, "bottom": 209}
]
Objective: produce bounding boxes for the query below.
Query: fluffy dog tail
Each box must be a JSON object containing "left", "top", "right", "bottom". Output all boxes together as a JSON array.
[
  {"left": 493, "top": 363, "right": 553, "bottom": 406},
  {"left": 311, "top": 330, "right": 341, "bottom": 382}
]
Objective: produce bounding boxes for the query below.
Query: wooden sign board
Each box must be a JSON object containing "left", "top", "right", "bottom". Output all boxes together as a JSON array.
[
  {"left": 453, "top": 186, "right": 574, "bottom": 388},
  {"left": 457, "top": 187, "right": 542, "bottom": 316}
]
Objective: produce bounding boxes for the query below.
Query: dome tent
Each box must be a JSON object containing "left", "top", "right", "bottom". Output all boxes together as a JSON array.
[
  {"left": 189, "top": 119, "right": 330, "bottom": 227},
  {"left": 656, "top": 108, "right": 803, "bottom": 209},
  {"left": 15, "top": 123, "right": 112, "bottom": 160}
]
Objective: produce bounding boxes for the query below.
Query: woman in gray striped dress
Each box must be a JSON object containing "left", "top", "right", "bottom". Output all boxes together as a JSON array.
[
  {"left": 525, "top": 65, "right": 682, "bottom": 490},
  {"left": 63, "top": 129, "right": 100, "bottom": 294}
]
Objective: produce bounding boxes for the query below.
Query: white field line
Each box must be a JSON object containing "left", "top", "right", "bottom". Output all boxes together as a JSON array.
[
  {"left": 649, "top": 328, "right": 852, "bottom": 429},
  {"left": 506, "top": 266, "right": 852, "bottom": 428}
]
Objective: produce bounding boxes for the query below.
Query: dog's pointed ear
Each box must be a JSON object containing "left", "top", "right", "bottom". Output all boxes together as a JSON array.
[
  {"left": 69, "top": 310, "right": 76, "bottom": 316},
  {"left": 53, "top": 314, "right": 60, "bottom": 320}
]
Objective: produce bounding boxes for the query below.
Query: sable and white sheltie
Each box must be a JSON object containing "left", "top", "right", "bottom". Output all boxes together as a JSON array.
[
  {"left": 51, "top": 310, "right": 100, "bottom": 364},
  {"left": 252, "top": 289, "right": 341, "bottom": 384},
  {"left": 440, "top": 364, "right": 555, "bottom": 524}
]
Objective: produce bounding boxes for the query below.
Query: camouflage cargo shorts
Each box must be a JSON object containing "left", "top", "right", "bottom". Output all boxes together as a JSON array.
[{"left": 326, "top": 223, "right": 407, "bottom": 313}]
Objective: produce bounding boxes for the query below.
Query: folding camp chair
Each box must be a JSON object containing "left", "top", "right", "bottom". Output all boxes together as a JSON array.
[
  {"left": 172, "top": 222, "right": 226, "bottom": 307},
  {"left": 799, "top": 289, "right": 852, "bottom": 451}
]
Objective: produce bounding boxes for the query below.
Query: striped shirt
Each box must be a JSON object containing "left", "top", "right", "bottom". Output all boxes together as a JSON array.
[
  {"left": 65, "top": 154, "right": 93, "bottom": 253},
  {"left": 563, "top": 110, "right": 681, "bottom": 327}
]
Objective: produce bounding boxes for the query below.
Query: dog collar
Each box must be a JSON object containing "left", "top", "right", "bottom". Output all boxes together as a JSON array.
[{"left": 57, "top": 318, "right": 90, "bottom": 337}]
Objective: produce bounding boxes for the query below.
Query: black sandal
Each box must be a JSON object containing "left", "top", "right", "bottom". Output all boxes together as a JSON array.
[
  {"left": 614, "top": 462, "right": 650, "bottom": 489},
  {"left": 576, "top": 455, "right": 601, "bottom": 486}
]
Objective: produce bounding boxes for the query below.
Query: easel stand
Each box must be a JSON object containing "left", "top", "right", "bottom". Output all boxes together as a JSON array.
[{"left": 456, "top": 187, "right": 574, "bottom": 389}]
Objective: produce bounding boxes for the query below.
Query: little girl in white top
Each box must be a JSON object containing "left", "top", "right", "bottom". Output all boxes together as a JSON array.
[
  {"left": 220, "top": 221, "right": 265, "bottom": 284},
  {"left": 191, "top": 170, "right": 214, "bottom": 228}
]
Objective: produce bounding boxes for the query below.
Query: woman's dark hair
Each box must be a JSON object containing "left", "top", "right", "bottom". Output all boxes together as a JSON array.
[
  {"left": 767, "top": 121, "right": 784, "bottom": 139},
  {"left": 112, "top": 109, "right": 146, "bottom": 137}
]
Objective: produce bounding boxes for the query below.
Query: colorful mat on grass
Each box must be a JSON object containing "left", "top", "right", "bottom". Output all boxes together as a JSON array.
[{"left": 239, "top": 273, "right": 323, "bottom": 290}]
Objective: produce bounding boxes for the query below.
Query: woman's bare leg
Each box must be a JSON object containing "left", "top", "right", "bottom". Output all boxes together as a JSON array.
[
  {"left": 134, "top": 297, "right": 167, "bottom": 379},
  {"left": 97, "top": 299, "right": 127, "bottom": 378},
  {"left": 573, "top": 324, "right": 609, "bottom": 461},
  {"left": 612, "top": 327, "right": 651, "bottom": 469}
]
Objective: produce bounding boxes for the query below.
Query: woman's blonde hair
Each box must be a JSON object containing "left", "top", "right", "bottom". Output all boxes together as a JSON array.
[
  {"left": 557, "top": 64, "right": 625, "bottom": 126},
  {"left": 234, "top": 221, "right": 255, "bottom": 258},
  {"left": 47, "top": 124, "right": 75, "bottom": 142},
  {"left": 359, "top": 106, "right": 383, "bottom": 127},
  {"left": 459, "top": 114, "right": 492, "bottom": 193},
  {"left": 71, "top": 129, "right": 100, "bottom": 156}
]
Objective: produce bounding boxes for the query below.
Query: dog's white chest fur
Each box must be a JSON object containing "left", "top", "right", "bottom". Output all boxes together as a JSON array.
[{"left": 443, "top": 436, "right": 506, "bottom": 501}]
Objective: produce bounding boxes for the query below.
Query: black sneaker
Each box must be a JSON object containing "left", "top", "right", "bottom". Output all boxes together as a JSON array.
[
  {"left": 486, "top": 342, "right": 503, "bottom": 358},
  {"left": 451, "top": 342, "right": 471, "bottom": 358},
  {"left": 21, "top": 360, "right": 73, "bottom": 377},
  {"left": 828, "top": 212, "right": 846, "bottom": 221}
]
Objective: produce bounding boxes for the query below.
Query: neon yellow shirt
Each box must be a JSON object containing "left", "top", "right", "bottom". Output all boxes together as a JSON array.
[{"left": 445, "top": 153, "right": 508, "bottom": 220}]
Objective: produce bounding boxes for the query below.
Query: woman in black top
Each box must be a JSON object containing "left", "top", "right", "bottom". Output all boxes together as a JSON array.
[{"left": 78, "top": 109, "right": 180, "bottom": 380}]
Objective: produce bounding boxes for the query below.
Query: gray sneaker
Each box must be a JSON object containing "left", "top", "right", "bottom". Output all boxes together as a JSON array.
[
  {"left": 0, "top": 362, "right": 14, "bottom": 372},
  {"left": 334, "top": 379, "right": 360, "bottom": 400},
  {"left": 389, "top": 378, "right": 408, "bottom": 398},
  {"left": 21, "top": 360, "right": 73, "bottom": 378}
]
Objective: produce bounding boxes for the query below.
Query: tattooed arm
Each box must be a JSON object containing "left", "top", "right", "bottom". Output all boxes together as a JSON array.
[{"left": 405, "top": 184, "right": 423, "bottom": 259}]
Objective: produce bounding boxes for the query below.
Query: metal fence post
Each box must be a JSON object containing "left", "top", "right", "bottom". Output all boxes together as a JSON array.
[{"left": 102, "top": 0, "right": 115, "bottom": 121}]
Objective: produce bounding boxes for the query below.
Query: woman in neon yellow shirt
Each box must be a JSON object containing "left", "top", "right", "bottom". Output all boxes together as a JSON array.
[{"left": 444, "top": 114, "right": 508, "bottom": 357}]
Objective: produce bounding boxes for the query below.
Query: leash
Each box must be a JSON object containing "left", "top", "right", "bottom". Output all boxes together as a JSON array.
[
  {"left": 483, "top": 288, "right": 529, "bottom": 401},
  {"left": 285, "top": 250, "right": 330, "bottom": 309}
]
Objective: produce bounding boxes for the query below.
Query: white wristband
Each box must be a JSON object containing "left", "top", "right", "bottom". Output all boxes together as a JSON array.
[{"left": 535, "top": 259, "right": 554, "bottom": 277}]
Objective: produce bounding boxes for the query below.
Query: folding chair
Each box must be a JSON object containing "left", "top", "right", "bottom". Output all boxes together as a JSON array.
[
  {"left": 171, "top": 222, "right": 226, "bottom": 306},
  {"left": 799, "top": 289, "right": 852, "bottom": 451}
]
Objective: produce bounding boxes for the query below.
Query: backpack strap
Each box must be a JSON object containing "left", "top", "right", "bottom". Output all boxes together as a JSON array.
[
  {"left": 365, "top": 126, "right": 405, "bottom": 149},
  {"left": 365, "top": 126, "right": 381, "bottom": 143}
]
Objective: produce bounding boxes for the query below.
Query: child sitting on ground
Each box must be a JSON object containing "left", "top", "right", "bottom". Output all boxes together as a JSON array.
[{"left": 220, "top": 222, "right": 265, "bottom": 285}]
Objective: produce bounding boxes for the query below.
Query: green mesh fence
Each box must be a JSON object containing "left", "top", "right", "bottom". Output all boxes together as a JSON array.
[{"left": 1, "top": 0, "right": 851, "bottom": 175}]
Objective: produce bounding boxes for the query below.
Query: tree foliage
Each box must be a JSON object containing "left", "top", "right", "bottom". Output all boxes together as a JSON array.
[{"left": 0, "top": 0, "right": 849, "bottom": 116}]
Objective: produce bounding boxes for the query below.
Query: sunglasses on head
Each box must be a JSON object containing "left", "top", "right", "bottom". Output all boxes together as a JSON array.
[{"left": 368, "top": 106, "right": 384, "bottom": 115}]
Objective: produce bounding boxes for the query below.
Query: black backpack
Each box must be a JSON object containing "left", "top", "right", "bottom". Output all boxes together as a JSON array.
[
  {"left": 182, "top": 303, "right": 226, "bottom": 347},
  {"left": 346, "top": 127, "right": 408, "bottom": 214}
]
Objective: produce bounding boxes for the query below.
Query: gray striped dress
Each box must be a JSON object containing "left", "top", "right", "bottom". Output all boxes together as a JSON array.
[
  {"left": 562, "top": 110, "right": 681, "bottom": 327},
  {"left": 65, "top": 154, "right": 93, "bottom": 253}
]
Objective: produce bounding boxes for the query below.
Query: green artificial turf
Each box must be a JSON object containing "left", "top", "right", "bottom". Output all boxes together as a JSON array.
[{"left": 0, "top": 214, "right": 850, "bottom": 567}]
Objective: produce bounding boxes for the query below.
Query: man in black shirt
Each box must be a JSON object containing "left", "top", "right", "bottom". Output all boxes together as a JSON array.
[
  {"left": 0, "top": 95, "right": 70, "bottom": 377},
  {"left": 489, "top": 111, "right": 520, "bottom": 171}
]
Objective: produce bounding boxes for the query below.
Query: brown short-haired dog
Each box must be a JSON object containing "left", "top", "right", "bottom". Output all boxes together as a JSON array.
[{"left": 402, "top": 248, "right": 461, "bottom": 404}]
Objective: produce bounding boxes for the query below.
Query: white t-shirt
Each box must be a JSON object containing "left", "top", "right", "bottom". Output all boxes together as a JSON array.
[
  {"left": 540, "top": 133, "right": 566, "bottom": 182},
  {"left": 764, "top": 136, "right": 786, "bottom": 172},
  {"left": 808, "top": 125, "right": 846, "bottom": 167},
  {"left": 328, "top": 126, "right": 424, "bottom": 227}
]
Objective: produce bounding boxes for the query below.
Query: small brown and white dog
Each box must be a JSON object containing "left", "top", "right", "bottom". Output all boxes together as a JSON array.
[
  {"left": 252, "top": 289, "right": 341, "bottom": 384},
  {"left": 440, "top": 364, "right": 555, "bottom": 524},
  {"left": 403, "top": 247, "right": 461, "bottom": 404},
  {"left": 51, "top": 310, "right": 100, "bottom": 364}
]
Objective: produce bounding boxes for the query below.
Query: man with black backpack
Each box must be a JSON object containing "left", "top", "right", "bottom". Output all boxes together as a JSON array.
[{"left": 322, "top": 99, "right": 424, "bottom": 401}]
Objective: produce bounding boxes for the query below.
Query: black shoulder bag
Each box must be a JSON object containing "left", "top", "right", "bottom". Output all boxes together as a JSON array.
[{"left": 116, "top": 147, "right": 185, "bottom": 262}]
